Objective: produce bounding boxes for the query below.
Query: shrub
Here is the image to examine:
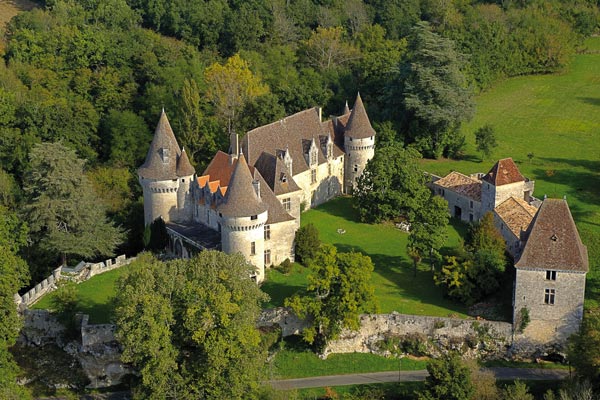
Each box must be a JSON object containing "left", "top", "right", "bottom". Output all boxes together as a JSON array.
[
  {"left": 277, "top": 258, "right": 293, "bottom": 274},
  {"left": 518, "top": 307, "right": 530, "bottom": 333},
  {"left": 294, "top": 223, "right": 320, "bottom": 264}
]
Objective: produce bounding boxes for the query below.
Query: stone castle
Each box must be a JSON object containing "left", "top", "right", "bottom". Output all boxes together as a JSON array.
[
  {"left": 431, "top": 159, "right": 589, "bottom": 342},
  {"left": 138, "top": 94, "right": 376, "bottom": 282}
]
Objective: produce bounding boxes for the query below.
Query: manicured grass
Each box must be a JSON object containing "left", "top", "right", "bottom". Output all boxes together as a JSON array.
[
  {"left": 421, "top": 36, "right": 600, "bottom": 308},
  {"left": 31, "top": 265, "right": 132, "bottom": 324},
  {"left": 263, "top": 196, "right": 469, "bottom": 317},
  {"left": 268, "top": 336, "right": 428, "bottom": 379},
  {"left": 262, "top": 263, "right": 310, "bottom": 308}
]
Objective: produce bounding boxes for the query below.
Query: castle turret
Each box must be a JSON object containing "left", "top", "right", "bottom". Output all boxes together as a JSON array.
[
  {"left": 480, "top": 158, "right": 532, "bottom": 214},
  {"left": 343, "top": 93, "right": 376, "bottom": 194},
  {"left": 218, "top": 154, "right": 268, "bottom": 282},
  {"left": 138, "top": 110, "right": 196, "bottom": 225}
]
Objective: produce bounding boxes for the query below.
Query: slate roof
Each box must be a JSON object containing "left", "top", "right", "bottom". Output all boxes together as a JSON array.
[
  {"left": 242, "top": 107, "right": 339, "bottom": 176},
  {"left": 252, "top": 169, "right": 295, "bottom": 224},
  {"left": 344, "top": 93, "right": 376, "bottom": 139},
  {"left": 254, "top": 152, "right": 302, "bottom": 196},
  {"left": 217, "top": 154, "right": 268, "bottom": 218},
  {"left": 494, "top": 196, "right": 537, "bottom": 238},
  {"left": 515, "top": 199, "right": 588, "bottom": 272},
  {"left": 176, "top": 148, "right": 195, "bottom": 177},
  {"left": 166, "top": 222, "right": 221, "bottom": 250},
  {"left": 482, "top": 158, "right": 525, "bottom": 186},
  {"left": 138, "top": 110, "right": 183, "bottom": 180},
  {"left": 434, "top": 171, "right": 482, "bottom": 201}
]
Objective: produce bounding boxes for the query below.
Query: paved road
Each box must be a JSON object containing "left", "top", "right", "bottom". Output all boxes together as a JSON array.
[{"left": 268, "top": 367, "right": 570, "bottom": 390}]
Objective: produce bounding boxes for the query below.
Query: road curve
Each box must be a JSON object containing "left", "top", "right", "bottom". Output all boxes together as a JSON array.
[{"left": 268, "top": 367, "right": 570, "bottom": 390}]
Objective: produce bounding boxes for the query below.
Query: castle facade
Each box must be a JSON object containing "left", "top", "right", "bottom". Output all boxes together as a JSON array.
[{"left": 138, "top": 94, "right": 376, "bottom": 282}]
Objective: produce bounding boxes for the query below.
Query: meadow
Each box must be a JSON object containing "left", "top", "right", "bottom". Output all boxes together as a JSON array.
[{"left": 421, "top": 37, "right": 600, "bottom": 308}]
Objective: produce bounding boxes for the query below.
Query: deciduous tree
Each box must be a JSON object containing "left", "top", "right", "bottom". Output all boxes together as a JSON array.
[
  {"left": 475, "top": 124, "right": 498, "bottom": 161},
  {"left": 418, "top": 353, "right": 474, "bottom": 400}
]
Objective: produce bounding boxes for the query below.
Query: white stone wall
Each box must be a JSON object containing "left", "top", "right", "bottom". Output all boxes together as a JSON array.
[
  {"left": 193, "top": 200, "right": 220, "bottom": 231},
  {"left": 292, "top": 155, "right": 344, "bottom": 209},
  {"left": 432, "top": 184, "right": 481, "bottom": 222},
  {"left": 482, "top": 181, "right": 532, "bottom": 214},
  {"left": 266, "top": 220, "right": 296, "bottom": 265},
  {"left": 176, "top": 174, "right": 195, "bottom": 223},
  {"left": 513, "top": 269, "right": 586, "bottom": 342},
  {"left": 493, "top": 213, "right": 522, "bottom": 257},
  {"left": 140, "top": 178, "right": 180, "bottom": 225},
  {"left": 276, "top": 191, "right": 303, "bottom": 227},
  {"left": 220, "top": 211, "right": 268, "bottom": 282},
  {"left": 344, "top": 136, "right": 375, "bottom": 194}
]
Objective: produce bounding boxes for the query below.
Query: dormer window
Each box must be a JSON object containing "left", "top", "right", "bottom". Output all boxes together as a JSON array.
[
  {"left": 161, "top": 148, "right": 170, "bottom": 164},
  {"left": 281, "top": 173, "right": 287, "bottom": 183}
]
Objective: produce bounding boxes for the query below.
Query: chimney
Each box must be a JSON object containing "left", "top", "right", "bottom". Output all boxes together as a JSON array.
[
  {"left": 229, "top": 130, "right": 239, "bottom": 158},
  {"left": 317, "top": 107, "right": 322, "bottom": 122},
  {"left": 252, "top": 179, "right": 260, "bottom": 199}
]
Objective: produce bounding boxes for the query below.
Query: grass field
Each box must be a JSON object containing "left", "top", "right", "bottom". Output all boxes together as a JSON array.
[
  {"left": 421, "top": 36, "right": 600, "bottom": 308},
  {"left": 263, "top": 196, "right": 469, "bottom": 317},
  {"left": 31, "top": 265, "right": 132, "bottom": 324},
  {"left": 0, "top": 0, "right": 38, "bottom": 29}
]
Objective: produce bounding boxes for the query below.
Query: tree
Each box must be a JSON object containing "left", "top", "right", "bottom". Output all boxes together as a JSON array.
[
  {"left": 568, "top": 306, "right": 600, "bottom": 389},
  {"left": 395, "top": 21, "right": 474, "bottom": 159},
  {"left": 100, "top": 110, "right": 151, "bottom": 168},
  {"left": 302, "top": 26, "right": 360, "bottom": 70},
  {"left": 295, "top": 223, "right": 321, "bottom": 264},
  {"left": 354, "top": 144, "right": 431, "bottom": 224},
  {"left": 418, "top": 353, "right": 474, "bottom": 400},
  {"left": 285, "top": 244, "right": 377, "bottom": 350},
  {"left": 204, "top": 54, "right": 269, "bottom": 134},
  {"left": 23, "top": 142, "right": 125, "bottom": 271},
  {"left": 114, "top": 251, "right": 269, "bottom": 399},
  {"left": 475, "top": 124, "right": 498, "bottom": 161},
  {"left": 502, "top": 381, "right": 534, "bottom": 400}
]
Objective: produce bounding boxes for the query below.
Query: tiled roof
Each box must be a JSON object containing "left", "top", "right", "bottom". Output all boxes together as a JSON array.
[
  {"left": 344, "top": 93, "right": 376, "bottom": 139},
  {"left": 252, "top": 169, "right": 295, "bottom": 224},
  {"left": 202, "top": 151, "right": 237, "bottom": 188},
  {"left": 434, "top": 171, "right": 482, "bottom": 201},
  {"left": 515, "top": 199, "right": 588, "bottom": 272},
  {"left": 217, "top": 154, "right": 267, "bottom": 218},
  {"left": 243, "top": 108, "right": 336, "bottom": 176},
  {"left": 494, "top": 196, "right": 537, "bottom": 238},
  {"left": 176, "top": 148, "right": 195, "bottom": 177},
  {"left": 483, "top": 158, "right": 525, "bottom": 186},
  {"left": 254, "top": 151, "right": 302, "bottom": 196},
  {"left": 138, "top": 110, "right": 182, "bottom": 180}
]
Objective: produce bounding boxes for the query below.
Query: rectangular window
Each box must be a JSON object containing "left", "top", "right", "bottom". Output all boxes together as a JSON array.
[
  {"left": 469, "top": 200, "right": 473, "bottom": 209},
  {"left": 282, "top": 198, "right": 291, "bottom": 211},
  {"left": 264, "top": 249, "right": 271, "bottom": 266},
  {"left": 251, "top": 242, "right": 256, "bottom": 256},
  {"left": 264, "top": 225, "right": 270, "bottom": 240},
  {"left": 311, "top": 169, "right": 317, "bottom": 184},
  {"left": 546, "top": 270, "right": 557, "bottom": 281},
  {"left": 251, "top": 215, "right": 257, "bottom": 220},
  {"left": 544, "top": 288, "right": 556, "bottom": 305}
]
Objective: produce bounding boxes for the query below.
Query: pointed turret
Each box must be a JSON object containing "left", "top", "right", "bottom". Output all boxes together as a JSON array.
[
  {"left": 345, "top": 93, "right": 376, "bottom": 139},
  {"left": 138, "top": 110, "right": 182, "bottom": 180},
  {"left": 218, "top": 154, "right": 267, "bottom": 218},
  {"left": 176, "top": 148, "right": 195, "bottom": 177},
  {"left": 343, "top": 100, "right": 350, "bottom": 115}
]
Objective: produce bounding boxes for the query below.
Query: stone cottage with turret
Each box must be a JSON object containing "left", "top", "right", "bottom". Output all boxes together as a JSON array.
[{"left": 138, "top": 94, "right": 376, "bottom": 282}]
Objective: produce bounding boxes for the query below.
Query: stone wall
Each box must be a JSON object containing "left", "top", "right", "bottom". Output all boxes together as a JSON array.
[
  {"left": 15, "top": 255, "right": 135, "bottom": 310},
  {"left": 266, "top": 219, "right": 296, "bottom": 265},
  {"left": 323, "top": 313, "right": 513, "bottom": 359},
  {"left": 257, "top": 307, "right": 310, "bottom": 337}
]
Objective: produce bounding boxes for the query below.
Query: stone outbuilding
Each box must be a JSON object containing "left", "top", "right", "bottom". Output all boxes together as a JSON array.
[{"left": 513, "top": 198, "right": 589, "bottom": 343}]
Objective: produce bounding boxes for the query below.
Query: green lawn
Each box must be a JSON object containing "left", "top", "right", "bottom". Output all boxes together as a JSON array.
[
  {"left": 31, "top": 265, "right": 132, "bottom": 324},
  {"left": 263, "top": 196, "right": 469, "bottom": 317},
  {"left": 421, "top": 36, "right": 600, "bottom": 308}
]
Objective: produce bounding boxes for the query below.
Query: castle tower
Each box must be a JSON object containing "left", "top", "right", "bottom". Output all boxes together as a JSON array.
[
  {"left": 480, "top": 158, "right": 531, "bottom": 214},
  {"left": 343, "top": 93, "right": 376, "bottom": 194},
  {"left": 217, "top": 154, "right": 268, "bottom": 282},
  {"left": 138, "top": 110, "right": 196, "bottom": 225}
]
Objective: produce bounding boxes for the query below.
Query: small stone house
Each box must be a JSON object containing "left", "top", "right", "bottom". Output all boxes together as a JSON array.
[{"left": 513, "top": 199, "right": 589, "bottom": 342}]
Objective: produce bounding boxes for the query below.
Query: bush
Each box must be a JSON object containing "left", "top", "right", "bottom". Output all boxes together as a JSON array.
[
  {"left": 277, "top": 258, "right": 293, "bottom": 274},
  {"left": 518, "top": 307, "right": 530, "bottom": 333},
  {"left": 294, "top": 223, "right": 320, "bottom": 264}
]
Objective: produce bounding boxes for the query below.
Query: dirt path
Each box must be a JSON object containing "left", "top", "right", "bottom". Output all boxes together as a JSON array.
[{"left": 0, "top": 0, "right": 39, "bottom": 29}]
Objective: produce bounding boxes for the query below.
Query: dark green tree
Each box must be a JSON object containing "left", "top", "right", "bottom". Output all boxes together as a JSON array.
[
  {"left": 568, "top": 306, "right": 600, "bottom": 389},
  {"left": 100, "top": 110, "right": 151, "bottom": 168},
  {"left": 394, "top": 21, "right": 474, "bottom": 159},
  {"left": 286, "top": 244, "right": 377, "bottom": 350},
  {"left": 23, "top": 142, "right": 125, "bottom": 272},
  {"left": 418, "top": 353, "right": 474, "bottom": 400},
  {"left": 502, "top": 380, "right": 534, "bottom": 400},
  {"left": 475, "top": 124, "right": 498, "bottom": 161},
  {"left": 295, "top": 223, "right": 321, "bottom": 264},
  {"left": 114, "top": 251, "right": 269, "bottom": 399}
]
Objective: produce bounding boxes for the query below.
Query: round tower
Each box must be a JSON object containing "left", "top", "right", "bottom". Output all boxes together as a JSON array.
[
  {"left": 344, "top": 93, "right": 376, "bottom": 194},
  {"left": 138, "top": 110, "right": 195, "bottom": 225},
  {"left": 218, "top": 154, "right": 268, "bottom": 282}
]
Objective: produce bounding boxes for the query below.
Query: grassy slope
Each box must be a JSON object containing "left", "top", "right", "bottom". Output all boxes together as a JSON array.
[
  {"left": 0, "top": 0, "right": 38, "bottom": 29},
  {"left": 422, "top": 37, "right": 600, "bottom": 308},
  {"left": 264, "top": 196, "right": 469, "bottom": 317},
  {"left": 31, "top": 266, "right": 131, "bottom": 324}
]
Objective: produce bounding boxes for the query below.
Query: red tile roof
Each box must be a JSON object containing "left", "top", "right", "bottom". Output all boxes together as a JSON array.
[
  {"left": 483, "top": 158, "right": 525, "bottom": 186},
  {"left": 434, "top": 171, "right": 482, "bottom": 201}
]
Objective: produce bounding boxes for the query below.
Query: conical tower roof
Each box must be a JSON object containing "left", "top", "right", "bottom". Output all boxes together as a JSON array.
[
  {"left": 345, "top": 93, "right": 376, "bottom": 139},
  {"left": 138, "top": 110, "right": 182, "bottom": 180},
  {"left": 176, "top": 148, "right": 195, "bottom": 177},
  {"left": 218, "top": 154, "right": 268, "bottom": 218},
  {"left": 482, "top": 158, "right": 525, "bottom": 186},
  {"left": 343, "top": 100, "right": 350, "bottom": 115}
]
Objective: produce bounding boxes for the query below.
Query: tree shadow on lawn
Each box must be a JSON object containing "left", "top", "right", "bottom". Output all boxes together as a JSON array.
[
  {"left": 261, "top": 281, "right": 307, "bottom": 308},
  {"left": 311, "top": 196, "right": 360, "bottom": 221},
  {"left": 77, "top": 299, "right": 115, "bottom": 325},
  {"left": 577, "top": 97, "right": 600, "bottom": 107},
  {"left": 334, "top": 243, "right": 467, "bottom": 316}
]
